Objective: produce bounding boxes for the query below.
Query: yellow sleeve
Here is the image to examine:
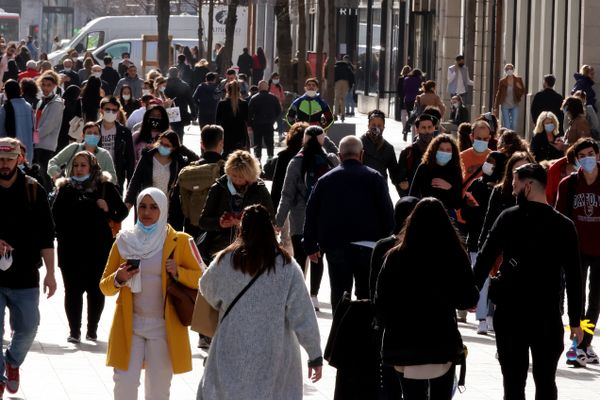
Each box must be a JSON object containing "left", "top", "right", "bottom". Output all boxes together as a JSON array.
[
  {"left": 175, "top": 233, "right": 203, "bottom": 289},
  {"left": 100, "top": 242, "right": 124, "bottom": 296}
]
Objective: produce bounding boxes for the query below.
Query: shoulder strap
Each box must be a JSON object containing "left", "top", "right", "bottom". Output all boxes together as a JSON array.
[
  {"left": 462, "top": 165, "right": 483, "bottom": 190},
  {"left": 220, "top": 268, "right": 265, "bottom": 323}
]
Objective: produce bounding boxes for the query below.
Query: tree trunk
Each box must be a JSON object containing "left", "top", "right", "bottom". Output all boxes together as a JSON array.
[
  {"left": 198, "top": 0, "right": 204, "bottom": 59},
  {"left": 223, "top": 0, "right": 239, "bottom": 73},
  {"left": 156, "top": 0, "right": 171, "bottom": 73},
  {"left": 325, "top": 0, "right": 336, "bottom": 106},
  {"left": 275, "top": 0, "right": 293, "bottom": 94},
  {"left": 315, "top": 3, "right": 325, "bottom": 86},
  {"left": 207, "top": 0, "right": 215, "bottom": 64},
  {"left": 297, "top": 0, "right": 306, "bottom": 93}
]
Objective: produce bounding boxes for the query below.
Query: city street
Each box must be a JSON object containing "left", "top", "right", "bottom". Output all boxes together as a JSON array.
[{"left": 3, "top": 114, "right": 600, "bottom": 399}]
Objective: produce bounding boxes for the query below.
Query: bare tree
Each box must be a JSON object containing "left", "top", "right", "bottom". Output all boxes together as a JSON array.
[
  {"left": 156, "top": 0, "right": 170, "bottom": 73},
  {"left": 296, "top": 0, "right": 307, "bottom": 93},
  {"left": 223, "top": 0, "right": 239, "bottom": 73},
  {"left": 197, "top": 0, "right": 204, "bottom": 58},
  {"left": 325, "top": 0, "right": 335, "bottom": 106},
  {"left": 207, "top": 0, "right": 215, "bottom": 65},
  {"left": 275, "top": 0, "right": 293, "bottom": 91},
  {"left": 315, "top": 4, "right": 325, "bottom": 85}
]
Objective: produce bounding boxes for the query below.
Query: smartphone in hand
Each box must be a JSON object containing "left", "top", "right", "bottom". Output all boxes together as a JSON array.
[{"left": 126, "top": 259, "right": 140, "bottom": 271}]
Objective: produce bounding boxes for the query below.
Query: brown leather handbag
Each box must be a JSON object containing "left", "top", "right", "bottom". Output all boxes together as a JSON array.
[{"left": 165, "top": 246, "right": 198, "bottom": 326}]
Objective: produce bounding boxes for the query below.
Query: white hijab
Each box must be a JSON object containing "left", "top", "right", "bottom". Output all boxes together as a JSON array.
[{"left": 117, "top": 187, "right": 169, "bottom": 260}]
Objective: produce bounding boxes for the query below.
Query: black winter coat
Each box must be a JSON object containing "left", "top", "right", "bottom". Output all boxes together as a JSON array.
[
  {"left": 52, "top": 179, "right": 128, "bottom": 270},
  {"left": 164, "top": 77, "right": 196, "bottom": 125},
  {"left": 199, "top": 176, "right": 274, "bottom": 257},
  {"left": 216, "top": 98, "right": 249, "bottom": 155},
  {"left": 375, "top": 245, "right": 478, "bottom": 366},
  {"left": 96, "top": 121, "right": 135, "bottom": 189}
]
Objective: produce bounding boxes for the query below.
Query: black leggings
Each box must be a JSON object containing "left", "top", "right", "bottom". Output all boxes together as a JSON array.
[
  {"left": 398, "top": 364, "right": 456, "bottom": 400},
  {"left": 291, "top": 234, "right": 323, "bottom": 296},
  {"left": 61, "top": 265, "right": 106, "bottom": 337}
]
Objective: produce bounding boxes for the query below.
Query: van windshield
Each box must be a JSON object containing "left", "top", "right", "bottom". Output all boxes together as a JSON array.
[{"left": 74, "top": 31, "right": 105, "bottom": 53}]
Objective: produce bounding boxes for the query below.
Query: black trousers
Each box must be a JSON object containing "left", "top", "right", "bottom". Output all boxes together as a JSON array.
[
  {"left": 252, "top": 123, "right": 275, "bottom": 160},
  {"left": 398, "top": 364, "right": 456, "bottom": 400},
  {"left": 494, "top": 306, "right": 564, "bottom": 400},
  {"left": 325, "top": 244, "right": 372, "bottom": 315},
  {"left": 291, "top": 234, "right": 324, "bottom": 296},
  {"left": 198, "top": 112, "right": 216, "bottom": 128},
  {"left": 61, "top": 265, "right": 106, "bottom": 337},
  {"left": 33, "top": 148, "right": 54, "bottom": 193},
  {"left": 580, "top": 254, "right": 600, "bottom": 349},
  {"left": 171, "top": 121, "right": 186, "bottom": 142}
]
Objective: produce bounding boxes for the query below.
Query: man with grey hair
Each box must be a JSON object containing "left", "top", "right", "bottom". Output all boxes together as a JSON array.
[
  {"left": 303, "top": 135, "right": 394, "bottom": 314},
  {"left": 248, "top": 80, "right": 282, "bottom": 161},
  {"left": 165, "top": 66, "right": 196, "bottom": 141}
]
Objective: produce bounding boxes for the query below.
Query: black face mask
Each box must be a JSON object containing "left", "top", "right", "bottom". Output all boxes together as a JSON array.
[
  {"left": 0, "top": 165, "right": 18, "bottom": 181},
  {"left": 418, "top": 133, "right": 433, "bottom": 145},
  {"left": 458, "top": 63, "right": 465, "bottom": 68}
]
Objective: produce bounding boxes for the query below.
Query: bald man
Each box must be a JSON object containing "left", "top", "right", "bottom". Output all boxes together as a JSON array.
[{"left": 248, "top": 80, "right": 282, "bottom": 161}]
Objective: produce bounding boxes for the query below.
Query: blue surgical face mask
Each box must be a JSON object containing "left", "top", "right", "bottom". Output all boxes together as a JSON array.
[
  {"left": 136, "top": 220, "right": 158, "bottom": 234},
  {"left": 579, "top": 156, "right": 598, "bottom": 174},
  {"left": 84, "top": 134, "right": 100, "bottom": 147},
  {"left": 544, "top": 123, "right": 555, "bottom": 133},
  {"left": 157, "top": 145, "right": 172, "bottom": 157},
  {"left": 472, "top": 139, "right": 489, "bottom": 153},
  {"left": 71, "top": 174, "right": 90, "bottom": 183},
  {"left": 436, "top": 150, "right": 452, "bottom": 166}
]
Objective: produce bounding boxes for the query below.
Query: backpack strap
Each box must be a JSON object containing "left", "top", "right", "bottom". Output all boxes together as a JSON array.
[{"left": 24, "top": 176, "right": 38, "bottom": 205}]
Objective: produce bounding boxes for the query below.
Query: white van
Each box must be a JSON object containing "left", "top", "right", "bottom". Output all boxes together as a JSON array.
[
  {"left": 92, "top": 38, "right": 199, "bottom": 74},
  {"left": 48, "top": 15, "right": 200, "bottom": 65}
]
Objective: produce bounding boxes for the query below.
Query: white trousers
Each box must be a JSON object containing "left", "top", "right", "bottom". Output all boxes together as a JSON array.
[{"left": 114, "top": 315, "right": 173, "bottom": 400}]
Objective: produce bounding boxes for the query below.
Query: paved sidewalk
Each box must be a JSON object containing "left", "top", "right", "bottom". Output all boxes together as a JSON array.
[{"left": 4, "top": 115, "right": 600, "bottom": 399}]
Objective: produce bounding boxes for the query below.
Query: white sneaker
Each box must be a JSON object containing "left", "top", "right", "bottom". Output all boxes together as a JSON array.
[
  {"left": 311, "top": 296, "right": 320, "bottom": 311},
  {"left": 486, "top": 316, "right": 494, "bottom": 332},
  {"left": 477, "top": 320, "right": 488, "bottom": 335},
  {"left": 566, "top": 349, "right": 588, "bottom": 368},
  {"left": 586, "top": 346, "right": 599, "bottom": 364}
]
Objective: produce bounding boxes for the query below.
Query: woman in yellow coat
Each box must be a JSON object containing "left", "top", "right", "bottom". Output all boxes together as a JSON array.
[{"left": 100, "top": 187, "right": 202, "bottom": 400}]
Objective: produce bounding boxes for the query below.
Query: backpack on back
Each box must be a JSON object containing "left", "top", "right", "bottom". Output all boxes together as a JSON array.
[
  {"left": 299, "top": 152, "right": 334, "bottom": 199},
  {"left": 178, "top": 160, "right": 224, "bottom": 227}
]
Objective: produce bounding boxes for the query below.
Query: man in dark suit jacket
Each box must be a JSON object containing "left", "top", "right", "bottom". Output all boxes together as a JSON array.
[{"left": 531, "top": 74, "right": 564, "bottom": 130}]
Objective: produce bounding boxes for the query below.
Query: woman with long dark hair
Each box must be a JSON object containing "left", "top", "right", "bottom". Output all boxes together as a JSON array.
[
  {"left": 275, "top": 126, "right": 339, "bottom": 310},
  {"left": 52, "top": 151, "right": 128, "bottom": 343},
  {"left": 409, "top": 134, "right": 463, "bottom": 212},
  {"left": 375, "top": 198, "right": 478, "bottom": 400},
  {"left": 197, "top": 204, "right": 322, "bottom": 399},
  {"left": 80, "top": 75, "right": 102, "bottom": 122},
  {"left": 132, "top": 104, "right": 170, "bottom": 163},
  {"left": 118, "top": 85, "right": 140, "bottom": 118},
  {"left": 20, "top": 77, "right": 39, "bottom": 107},
  {"left": 252, "top": 47, "right": 267, "bottom": 83},
  {"left": 216, "top": 80, "right": 249, "bottom": 156}
]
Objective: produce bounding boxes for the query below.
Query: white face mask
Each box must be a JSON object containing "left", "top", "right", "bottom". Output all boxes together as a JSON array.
[
  {"left": 159, "top": 86, "right": 166, "bottom": 93},
  {"left": 482, "top": 162, "right": 495, "bottom": 176},
  {"left": 103, "top": 111, "right": 118, "bottom": 123},
  {"left": 306, "top": 90, "right": 317, "bottom": 97},
  {"left": 122, "top": 94, "right": 131, "bottom": 101},
  {"left": 142, "top": 89, "right": 152, "bottom": 96},
  {"left": 0, "top": 250, "right": 13, "bottom": 271},
  {"left": 505, "top": 70, "right": 514, "bottom": 76},
  {"left": 92, "top": 72, "right": 102, "bottom": 79}
]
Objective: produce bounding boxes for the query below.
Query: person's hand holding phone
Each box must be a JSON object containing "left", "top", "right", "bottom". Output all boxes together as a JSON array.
[
  {"left": 219, "top": 212, "right": 237, "bottom": 228},
  {"left": 115, "top": 259, "right": 140, "bottom": 286}
]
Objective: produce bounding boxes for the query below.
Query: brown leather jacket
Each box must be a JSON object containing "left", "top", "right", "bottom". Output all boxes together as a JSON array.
[
  {"left": 565, "top": 115, "right": 591, "bottom": 144},
  {"left": 493, "top": 76, "right": 525, "bottom": 110}
]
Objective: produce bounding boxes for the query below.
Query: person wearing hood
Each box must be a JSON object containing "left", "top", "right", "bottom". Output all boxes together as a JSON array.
[
  {"left": 100, "top": 187, "right": 202, "bottom": 399},
  {"left": 360, "top": 109, "right": 401, "bottom": 195},
  {"left": 572, "top": 65, "right": 597, "bottom": 112},
  {"left": 114, "top": 64, "right": 144, "bottom": 99},
  {"left": 52, "top": 150, "right": 127, "bottom": 343},
  {"left": 48, "top": 122, "right": 118, "bottom": 183},
  {"left": 125, "top": 130, "right": 189, "bottom": 229},
  {"left": 199, "top": 150, "right": 274, "bottom": 263},
  {"left": 0, "top": 80, "right": 34, "bottom": 164}
]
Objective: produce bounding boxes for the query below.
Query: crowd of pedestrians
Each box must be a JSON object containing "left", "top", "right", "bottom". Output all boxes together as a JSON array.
[{"left": 0, "top": 34, "right": 599, "bottom": 400}]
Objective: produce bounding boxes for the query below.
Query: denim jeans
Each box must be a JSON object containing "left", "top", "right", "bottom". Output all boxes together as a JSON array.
[
  {"left": 325, "top": 244, "right": 372, "bottom": 315},
  {"left": 345, "top": 86, "right": 356, "bottom": 114},
  {"left": 501, "top": 105, "right": 519, "bottom": 131},
  {"left": 0, "top": 287, "right": 40, "bottom": 381}
]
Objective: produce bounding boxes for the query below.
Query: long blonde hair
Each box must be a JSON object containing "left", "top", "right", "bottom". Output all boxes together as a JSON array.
[
  {"left": 226, "top": 80, "right": 241, "bottom": 116},
  {"left": 533, "top": 111, "right": 560, "bottom": 136}
]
